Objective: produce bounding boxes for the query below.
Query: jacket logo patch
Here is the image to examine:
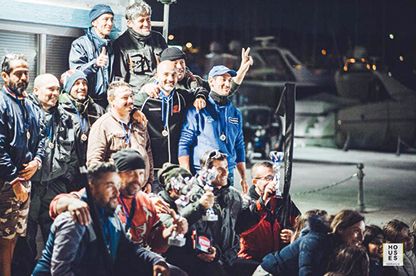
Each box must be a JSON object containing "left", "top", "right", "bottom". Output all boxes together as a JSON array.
[
  {"left": 228, "top": 117, "right": 239, "bottom": 124},
  {"left": 148, "top": 108, "right": 161, "bottom": 111},
  {"left": 173, "top": 105, "right": 180, "bottom": 113}
]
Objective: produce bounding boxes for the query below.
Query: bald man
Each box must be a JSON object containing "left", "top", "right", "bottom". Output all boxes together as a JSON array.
[
  {"left": 134, "top": 60, "right": 208, "bottom": 192},
  {"left": 25, "top": 74, "right": 77, "bottom": 267}
]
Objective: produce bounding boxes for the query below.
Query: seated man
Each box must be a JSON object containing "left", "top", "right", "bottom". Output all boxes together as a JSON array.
[
  {"left": 237, "top": 161, "right": 300, "bottom": 262},
  {"left": 33, "top": 162, "right": 168, "bottom": 276}
]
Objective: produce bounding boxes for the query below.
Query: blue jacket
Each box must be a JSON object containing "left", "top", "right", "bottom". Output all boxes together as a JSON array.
[
  {"left": 178, "top": 95, "right": 245, "bottom": 174},
  {"left": 0, "top": 87, "right": 46, "bottom": 182},
  {"left": 69, "top": 28, "right": 114, "bottom": 106},
  {"left": 260, "top": 216, "right": 332, "bottom": 276},
  {"left": 33, "top": 191, "right": 164, "bottom": 276}
]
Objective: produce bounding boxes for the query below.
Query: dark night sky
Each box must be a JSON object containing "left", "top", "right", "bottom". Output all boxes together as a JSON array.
[{"left": 148, "top": 0, "right": 416, "bottom": 87}]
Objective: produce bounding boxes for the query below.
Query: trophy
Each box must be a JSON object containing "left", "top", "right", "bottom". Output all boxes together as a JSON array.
[
  {"left": 167, "top": 214, "right": 186, "bottom": 247},
  {"left": 269, "top": 151, "right": 284, "bottom": 197},
  {"left": 198, "top": 168, "right": 218, "bottom": 221}
]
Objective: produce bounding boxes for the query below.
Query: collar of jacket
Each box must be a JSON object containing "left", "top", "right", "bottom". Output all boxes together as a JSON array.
[
  {"left": 61, "top": 93, "right": 93, "bottom": 114},
  {"left": 87, "top": 27, "right": 112, "bottom": 54},
  {"left": 2, "top": 85, "right": 27, "bottom": 100},
  {"left": 209, "top": 91, "right": 229, "bottom": 106},
  {"left": 27, "top": 93, "right": 58, "bottom": 114},
  {"left": 127, "top": 27, "right": 151, "bottom": 43}
]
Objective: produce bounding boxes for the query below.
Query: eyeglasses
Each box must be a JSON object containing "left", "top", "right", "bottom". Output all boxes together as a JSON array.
[
  {"left": 254, "top": 175, "right": 275, "bottom": 181},
  {"left": 207, "top": 150, "right": 227, "bottom": 161}
]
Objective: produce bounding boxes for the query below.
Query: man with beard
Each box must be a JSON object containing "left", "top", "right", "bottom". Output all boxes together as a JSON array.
[
  {"left": 87, "top": 81, "right": 154, "bottom": 192},
  {"left": 0, "top": 54, "right": 46, "bottom": 276},
  {"left": 33, "top": 162, "right": 170, "bottom": 276},
  {"left": 70, "top": 4, "right": 115, "bottom": 108},
  {"left": 113, "top": 1, "right": 167, "bottom": 93},
  {"left": 178, "top": 65, "right": 251, "bottom": 193},
  {"left": 60, "top": 69, "right": 105, "bottom": 191},
  {"left": 23, "top": 74, "right": 78, "bottom": 271},
  {"left": 48, "top": 150, "right": 188, "bottom": 275},
  {"left": 135, "top": 60, "right": 208, "bottom": 192}
]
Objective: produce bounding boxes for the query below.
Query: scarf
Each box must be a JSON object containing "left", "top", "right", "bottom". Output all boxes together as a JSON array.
[{"left": 209, "top": 91, "right": 229, "bottom": 105}]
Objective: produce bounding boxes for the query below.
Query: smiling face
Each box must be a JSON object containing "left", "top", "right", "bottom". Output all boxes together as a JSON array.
[
  {"left": 92, "top": 13, "right": 114, "bottom": 38},
  {"left": 33, "top": 74, "right": 60, "bottom": 110},
  {"left": 208, "top": 73, "right": 232, "bottom": 96},
  {"left": 70, "top": 79, "right": 88, "bottom": 101},
  {"left": 210, "top": 159, "right": 229, "bottom": 188},
  {"left": 109, "top": 85, "right": 134, "bottom": 119},
  {"left": 119, "top": 169, "right": 146, "bottom": 196},
  {"left": 340, "top": 220, "right": 366, "bottom": 246},
  {"left": 1, "top": 59, "right": 29, "bottom": 96},
  {"left": 173, "top": 59, "right": 186, "bottom": 81},
  {"left": 156, "top": 61, "right": 178, "bottom": 94},
  {"left": 90, "top": 171, "right": 120, "bottom": 213},
  {"left": 127, "top": 13, "right": 151, "bottom": 36}
]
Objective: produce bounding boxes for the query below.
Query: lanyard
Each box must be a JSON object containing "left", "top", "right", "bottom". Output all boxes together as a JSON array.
[
  {"left": 159, "top": 90, "right": 175, "bottom": 130},
  {"left": 216, "top": 104, "right": 228, "bottom": 141},
  {"left": 70, "top": 101, "right": 88, "bottom": 133},
  {"left": 119, "top": 195, "right": 137, "bottom": 232},
  {"left": 117, "top": 120, "right": 132, "bottom": 146},
  {"left": 46, "top": 117, "right": 54, "bottom": 142}
]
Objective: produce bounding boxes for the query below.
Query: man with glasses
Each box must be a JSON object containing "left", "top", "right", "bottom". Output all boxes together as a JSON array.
[{"left": 237, "top": 161, "right": 300, "bottom": 263}]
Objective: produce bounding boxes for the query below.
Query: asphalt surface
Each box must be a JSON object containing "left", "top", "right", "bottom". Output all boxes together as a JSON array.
[{"left": 236, "top": 146, "right": 416, "bottom": 227}]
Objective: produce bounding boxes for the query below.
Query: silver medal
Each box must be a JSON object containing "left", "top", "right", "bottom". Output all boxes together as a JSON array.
[
  {"left": 48, "top": 142, "right": 54, "bottom": 149},
  {"left": 26, "top": 131, "right": 30, "bottom": 139},
  {"left": 220, "top": 134, "right": 226, "bottom": 141},
  {"left": 162, "top": 129, "right": 169, "bottom": 137},
  {"left": 81, "top": 133, "right": 88, "bottom": 141}
]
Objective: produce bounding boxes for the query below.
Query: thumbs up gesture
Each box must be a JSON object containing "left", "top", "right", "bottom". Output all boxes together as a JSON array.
[{"left": 96, "top": 47, "right": 108, "bottom": 68}]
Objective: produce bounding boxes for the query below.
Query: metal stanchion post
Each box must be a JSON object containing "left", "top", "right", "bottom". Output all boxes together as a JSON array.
[{"left": 357, "top": 163, "right": 365, "bottom": 212}]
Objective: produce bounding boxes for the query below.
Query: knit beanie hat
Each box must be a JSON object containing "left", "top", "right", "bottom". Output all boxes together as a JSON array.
[
  {"left": 89, "top": 4, "right": 114, "bottom": 23},
  {"left": 160, "top": 47, "right": 186, "bottom": 62},
  {"left": 61, "top": 69, "right": 87, "bottom": 93},
  {"left": 158, "top": 163, "right": 192, "bottom": 187},
  {"left": 112, "top": 149, "right": 146, "bottom": 172}
]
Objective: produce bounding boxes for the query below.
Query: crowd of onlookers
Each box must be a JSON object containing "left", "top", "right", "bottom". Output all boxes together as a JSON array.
[{"left": 0, "top": 1, "right": 415, "bottom": 276}]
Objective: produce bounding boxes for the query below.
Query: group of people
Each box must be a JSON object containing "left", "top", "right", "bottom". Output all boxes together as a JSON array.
[{"left": 0, "top": 1, "right": 415, "bottom": 276}]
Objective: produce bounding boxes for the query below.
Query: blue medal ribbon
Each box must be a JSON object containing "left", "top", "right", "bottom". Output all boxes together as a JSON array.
[{"left": 159, "top": 89, "right": 176, "bottom": 130}]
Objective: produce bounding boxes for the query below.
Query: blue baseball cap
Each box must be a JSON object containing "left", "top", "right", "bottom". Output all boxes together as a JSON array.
[{"left": 208, "top": 65, "right": 237, "bottom": 78}]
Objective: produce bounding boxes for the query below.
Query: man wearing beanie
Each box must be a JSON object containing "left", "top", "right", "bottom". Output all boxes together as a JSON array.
[
  {"left": 47, "top": 149, "right": 188, "bottom": 275},
  {"left": 86, "top": 80, "right": 154, "bottom": 192},
  {"left": 69, "top": 3, "right": 115, "bottom": 108},
  {"left": 134, "top": 60, "right": 209, "bottom": 193},
  {"left": 59, "top": 69, "right": 105, "bottom": 191},
  {"left": 113, "top": 1, "right": 167, "bottom": 94},
  {"left": 178, "top": 63, "right": 253, "bottom": 194}
]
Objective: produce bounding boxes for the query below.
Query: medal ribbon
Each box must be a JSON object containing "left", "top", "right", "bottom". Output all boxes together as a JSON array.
[
  {"left": 216, "top": 104, "right": 228, "bottom": 141},
  {"left": 70, "top": 101, "right": 88, "bottom": 134},
  {"left": 117, "top": 119, "right": 132, "bottom": 146},
  {"left": 159, "top": 89, "right": 176, "bottom": 130},
  {"left": 119, "top": 195, "right": 137, "bottom": 232}
]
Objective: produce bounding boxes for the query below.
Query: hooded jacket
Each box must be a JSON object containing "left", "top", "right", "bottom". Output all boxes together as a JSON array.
[{"left": 113, "top": 29, "right": 167, "bottom": 93}]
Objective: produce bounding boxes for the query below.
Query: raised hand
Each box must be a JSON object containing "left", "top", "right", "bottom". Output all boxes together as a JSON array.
[{"left": 96, "top": 47, "right": 108, "bottom": 68}]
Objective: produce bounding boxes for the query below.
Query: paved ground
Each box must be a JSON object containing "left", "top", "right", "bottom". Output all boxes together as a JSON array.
[{"left": 237, "top": 146, "right": 416, "bottom": 227}]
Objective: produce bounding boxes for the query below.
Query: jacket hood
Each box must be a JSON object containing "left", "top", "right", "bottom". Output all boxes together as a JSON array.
[{"left": 308, "top": 215, "right": 330, "bottom": 234}]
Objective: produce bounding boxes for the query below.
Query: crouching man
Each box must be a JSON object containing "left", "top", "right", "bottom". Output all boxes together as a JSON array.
[{"left": 33, "top": 162, "right": 169, "bottom": 276}]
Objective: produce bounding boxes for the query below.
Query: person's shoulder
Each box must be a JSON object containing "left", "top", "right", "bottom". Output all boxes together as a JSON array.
[
  {"left": 113, "top": 30, "right": 131, "bottom": 46},
  {"left": 71, "top": 34, "right": 90, "bottom": 47},
  {"left": 91, "top": 112, "right": 111, "bottom": 127},
  {"left": 150, "top": 30, "right": 165, "bottom": 40},
  {"left": 54, "top": 211, "right": 86, "bottom": 232}
]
